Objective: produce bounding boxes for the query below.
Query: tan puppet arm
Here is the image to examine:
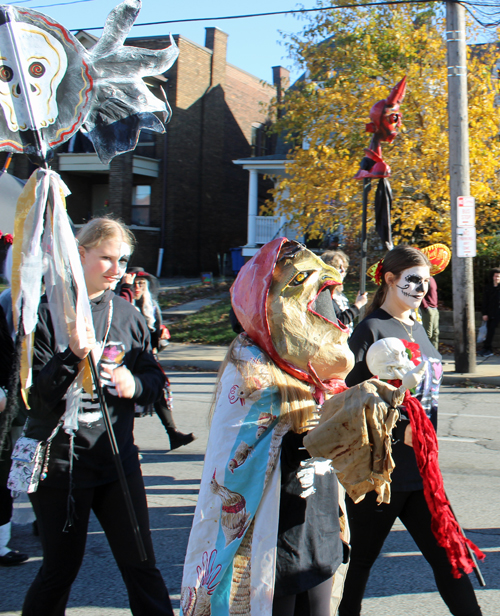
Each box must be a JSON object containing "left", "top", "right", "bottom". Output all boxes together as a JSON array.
[{"left": 303, "top": 348, "right": 427, "bottom": 504}]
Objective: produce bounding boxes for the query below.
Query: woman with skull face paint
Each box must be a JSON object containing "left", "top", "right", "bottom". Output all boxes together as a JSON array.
[{"left": 338, "top": 245, "right": 482, "bottom": 616}]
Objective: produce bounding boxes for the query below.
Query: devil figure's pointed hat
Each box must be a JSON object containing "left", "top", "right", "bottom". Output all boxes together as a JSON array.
[{"left": 366, "top": 76, "right": 407, "bottom": 136}]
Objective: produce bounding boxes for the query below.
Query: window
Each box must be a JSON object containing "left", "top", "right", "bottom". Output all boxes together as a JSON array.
[
  {"left": 135, "top": 129, "right": 156, "bottom": 158},
  {"left": 131, "top": 185, "right": 151, "bottom": 226}
]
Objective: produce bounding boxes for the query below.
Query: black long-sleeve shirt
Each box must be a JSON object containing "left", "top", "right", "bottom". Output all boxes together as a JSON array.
[
  {"left": 26, "top": 290, "right": 165, "bottom": 488},
  {"left": 347, "top": 308, "right": 442, "bottom": 491}
]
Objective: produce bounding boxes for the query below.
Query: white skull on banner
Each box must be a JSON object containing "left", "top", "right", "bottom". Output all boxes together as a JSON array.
[{"left": 0, "top": 22, "right": 68, "bottom": 132}]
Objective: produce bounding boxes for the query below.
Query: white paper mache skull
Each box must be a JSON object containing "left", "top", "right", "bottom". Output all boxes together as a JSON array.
[
  {"left": 0, "top": 22, "right": 68, "bottom": 132},
  {"left": 366, "top": 337, "right": 416, "bottom": 380}
]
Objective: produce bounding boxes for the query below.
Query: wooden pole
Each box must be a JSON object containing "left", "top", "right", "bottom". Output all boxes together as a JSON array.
[
  {"left": 446, "top": 2, "right": 476, "bottom": 373},
  {"left": 359, "top": 178, "right": 371, "bottom": 318}
]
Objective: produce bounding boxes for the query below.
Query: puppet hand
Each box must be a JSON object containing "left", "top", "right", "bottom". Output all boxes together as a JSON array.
[
  {"left": 69, "top": 319, "right": 96, "bottom": 359},
  {"left": 401, "top": 361, "right": 426, "bottom": 391},
  {"left": 103, "top": 365, "right": 136, "bottom": 398},
  {"left": 404, "top": 424, "right": 413, "bottom": 447}
]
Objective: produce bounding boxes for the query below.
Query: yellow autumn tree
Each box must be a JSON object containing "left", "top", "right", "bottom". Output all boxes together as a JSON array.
[{"left": 270, "top": 1, "right": 500, "bottom": 248}]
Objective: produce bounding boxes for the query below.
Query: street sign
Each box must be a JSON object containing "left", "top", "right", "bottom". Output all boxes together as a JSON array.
[
  {"left": 457, "top": 196, "right": 475, "bottom": 227},
  {"left": 457, "top": 227, "right": 476, "bottom": 257}
]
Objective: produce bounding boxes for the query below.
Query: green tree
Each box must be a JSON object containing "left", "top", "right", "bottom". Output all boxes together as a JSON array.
[{"left": 269, "top": 1, "right": 500, "bottom": 248}]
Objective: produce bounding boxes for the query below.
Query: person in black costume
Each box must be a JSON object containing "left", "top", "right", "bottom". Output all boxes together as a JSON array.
[
  {"left": 338, "top": 245, "right": 482, "bottom": 616},
  {"left": 0, "top": 304, "right": 29, "bottom": 566},
  {"left": 22, "top": 218, "right": 174, "bottom": 616},
  {"left": 479, "top": 267, "right": 500, "bottom": 358}
]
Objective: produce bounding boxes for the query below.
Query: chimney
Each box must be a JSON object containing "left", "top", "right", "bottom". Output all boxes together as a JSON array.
[
  {"left": 205, "top": 27, "right": 228, "bottom": 88},
  {"left": 272, "top": 65, "right": 290, "bottom": 113}
]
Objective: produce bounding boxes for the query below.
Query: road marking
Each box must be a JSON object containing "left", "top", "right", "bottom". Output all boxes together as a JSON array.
[
  {"left": 382, "top": 547, "right": 499, "bottom": 557},
  {"left": 438, "top": 436, "right": 478, "bottom": 443},
  {"left": 440, "top": 413, "right": 500, "bottom": 419}
]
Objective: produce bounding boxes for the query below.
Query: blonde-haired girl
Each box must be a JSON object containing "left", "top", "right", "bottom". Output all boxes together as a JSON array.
[{"left": 22, "top": 218, "right": 174, "bottom": 616}]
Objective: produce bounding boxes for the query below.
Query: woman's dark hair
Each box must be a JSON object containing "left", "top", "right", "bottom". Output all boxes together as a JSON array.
[
  {"left": 490, "top": 267, "right": 500, "bottom": 278},
  {"left": 367, "top": 244, "right": 431, "bottom": 314}
]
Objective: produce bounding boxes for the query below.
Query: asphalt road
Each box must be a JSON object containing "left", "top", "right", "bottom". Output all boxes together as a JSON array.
[{"left": 1, "top": 373, "right": 499, "bottom": 616}]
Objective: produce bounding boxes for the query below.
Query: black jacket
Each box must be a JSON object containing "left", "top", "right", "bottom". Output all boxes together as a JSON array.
[
  {"left": 481, "top": 284, "right": 500, "bottom": 320},
  {"left": 26, "top": 291, "right": 165, "bottom": 488}
]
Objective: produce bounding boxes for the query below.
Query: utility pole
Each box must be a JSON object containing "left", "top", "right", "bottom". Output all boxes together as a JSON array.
[{"left": 446, "top": 1, "right": 476, "bottom": 373}]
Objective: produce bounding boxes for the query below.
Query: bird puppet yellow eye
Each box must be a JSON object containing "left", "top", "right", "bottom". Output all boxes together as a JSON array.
[{"left": 289, "top": 271, "right": 311, "bottom": 286}]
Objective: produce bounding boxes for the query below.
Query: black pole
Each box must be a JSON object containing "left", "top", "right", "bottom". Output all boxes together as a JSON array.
[
  {"left": 359, "top": 178, "right": 371, "bottom": 316},
  {"left": 446, "top": 496, "right": 486, "bottom": 587},
  {"left": 87, "top": 353, "right": 147, "bottom": 562}
]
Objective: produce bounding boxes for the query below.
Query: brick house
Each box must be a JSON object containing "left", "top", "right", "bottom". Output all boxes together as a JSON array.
[{"left": 6, "top": 27, "right": 283, "bottom": 276}]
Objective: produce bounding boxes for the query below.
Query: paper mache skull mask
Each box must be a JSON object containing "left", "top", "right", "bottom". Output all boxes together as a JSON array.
[
  {"left": 0, "top": 0, "right": 178, "bottom": 162},
  {"left": 231, "top": 239, "right": 354, "bottom": 386},
  {"left": 366, "top": 337, "right": 415, "bottom": 380}
]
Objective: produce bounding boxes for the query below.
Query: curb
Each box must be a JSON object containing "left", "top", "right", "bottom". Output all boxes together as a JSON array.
[
  {"left": 159, "top": 358, "right": 500, "bottom": 386},
  {"left": 441, "top": 374, "right": 500, "bottom": 388},
  {"left": 158, "top": 358, "right": 221, "bottom": 372}
]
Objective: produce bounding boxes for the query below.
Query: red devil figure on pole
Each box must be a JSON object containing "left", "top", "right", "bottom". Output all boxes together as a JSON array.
[{"left": 355, "top": 77, "right": 406, "bottom": 301}]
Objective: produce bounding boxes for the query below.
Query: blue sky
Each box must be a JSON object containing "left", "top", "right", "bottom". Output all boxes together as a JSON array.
[{"left": 13, "top": 0, "right": 308, "bottom": 83}]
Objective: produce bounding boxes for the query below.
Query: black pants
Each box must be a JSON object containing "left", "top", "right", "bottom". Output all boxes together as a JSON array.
[
  {"left": 272, "top": 575, "right": 334, "bottom": 616},
  {"left": 338, "top": 490, "right": 482, "bottom": 616},
  {"left": 154, "top": 392, "right": 176, "bottom": 433},
  {"left": 23, "top": 468, "right": 173, "bottom": 616},
  {"left": 0, "top": 486, "right": 13, "bottom": 526},
  {"left": 0, "top": 434, "right": 13, "bottom": 526},
  {"left": 483, "top": 317, "right": 499, "bottom": 352}
]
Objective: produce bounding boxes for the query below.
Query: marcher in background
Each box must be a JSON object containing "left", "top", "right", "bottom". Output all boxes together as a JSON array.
[
  {"left": 420, "top": 276, "right": 440, "bottom": 348},
  {"left": 479, "top": 267, "right": 500, "bottom": 358},
  {"left": 22, "top": 218, "right": 174, "bottom": 616},
  {"left": 0, "top": 302, "right": 29, "bottom": 567},
  {"left": 130, "top": 270, "right": 195, "bottom": 451},
  {"left": 0, "top": 246, "right": 32, "bottom": 562},
  {"left": 321, "top": 249, "right": 367, "bottom": 335}
]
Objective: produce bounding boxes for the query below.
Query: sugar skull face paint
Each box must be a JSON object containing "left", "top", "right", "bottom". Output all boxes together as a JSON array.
[
  {"left": 267, "top": 245, "right": 354, "bottom": 381},
  {"left": 118, "top": 242, "right": 130, "bottom": 274},
  {"left": 395, "top": 265, "right": 430, "bottom": 309}
]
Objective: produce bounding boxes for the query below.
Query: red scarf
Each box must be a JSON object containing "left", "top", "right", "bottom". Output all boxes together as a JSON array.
[{"left": 402, "top": 389, "right": 485, "bottom": 578}]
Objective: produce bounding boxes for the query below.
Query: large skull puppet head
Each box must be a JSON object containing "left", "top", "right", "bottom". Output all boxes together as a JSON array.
[
  {"left": 0, "top": 22, "right": 67, "bottom": 132},
  {"left": 366, "top": 337, "right": 415, "bottom": 380}
]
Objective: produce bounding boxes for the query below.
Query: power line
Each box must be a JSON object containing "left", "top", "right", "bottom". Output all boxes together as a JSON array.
[
  {"left": 5, "top": 0, "right": 498, "bottom": 31},
  {"left": 70, "top": 0, "right": 442, "bottom": 32},
  {"left": 33, "top": 0, "right": 95, "bottom": 6}
]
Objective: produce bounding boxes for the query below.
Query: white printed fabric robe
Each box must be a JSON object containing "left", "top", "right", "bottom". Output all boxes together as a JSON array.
[{"left": 180, "top": 338, "right": 290, "bottom": 616}]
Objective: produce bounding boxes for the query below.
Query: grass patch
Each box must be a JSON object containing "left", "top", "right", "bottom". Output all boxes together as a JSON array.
[
  {"left": 168, "top": 297, "right": 236, "bottom": 346},
  {"left": 165, "top": 278, "right": 379, "bottom": 346},
  {"left": 158, "top": 281, "right": 232, "bottom": 309}
]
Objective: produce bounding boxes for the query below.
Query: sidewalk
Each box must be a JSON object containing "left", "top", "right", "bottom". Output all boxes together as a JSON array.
[
  {"left": 158, "top": 344, "right": 500, "bottom": 387},
  {"left": 441, "top": 353, "right": 500, "bottom": 387}
]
